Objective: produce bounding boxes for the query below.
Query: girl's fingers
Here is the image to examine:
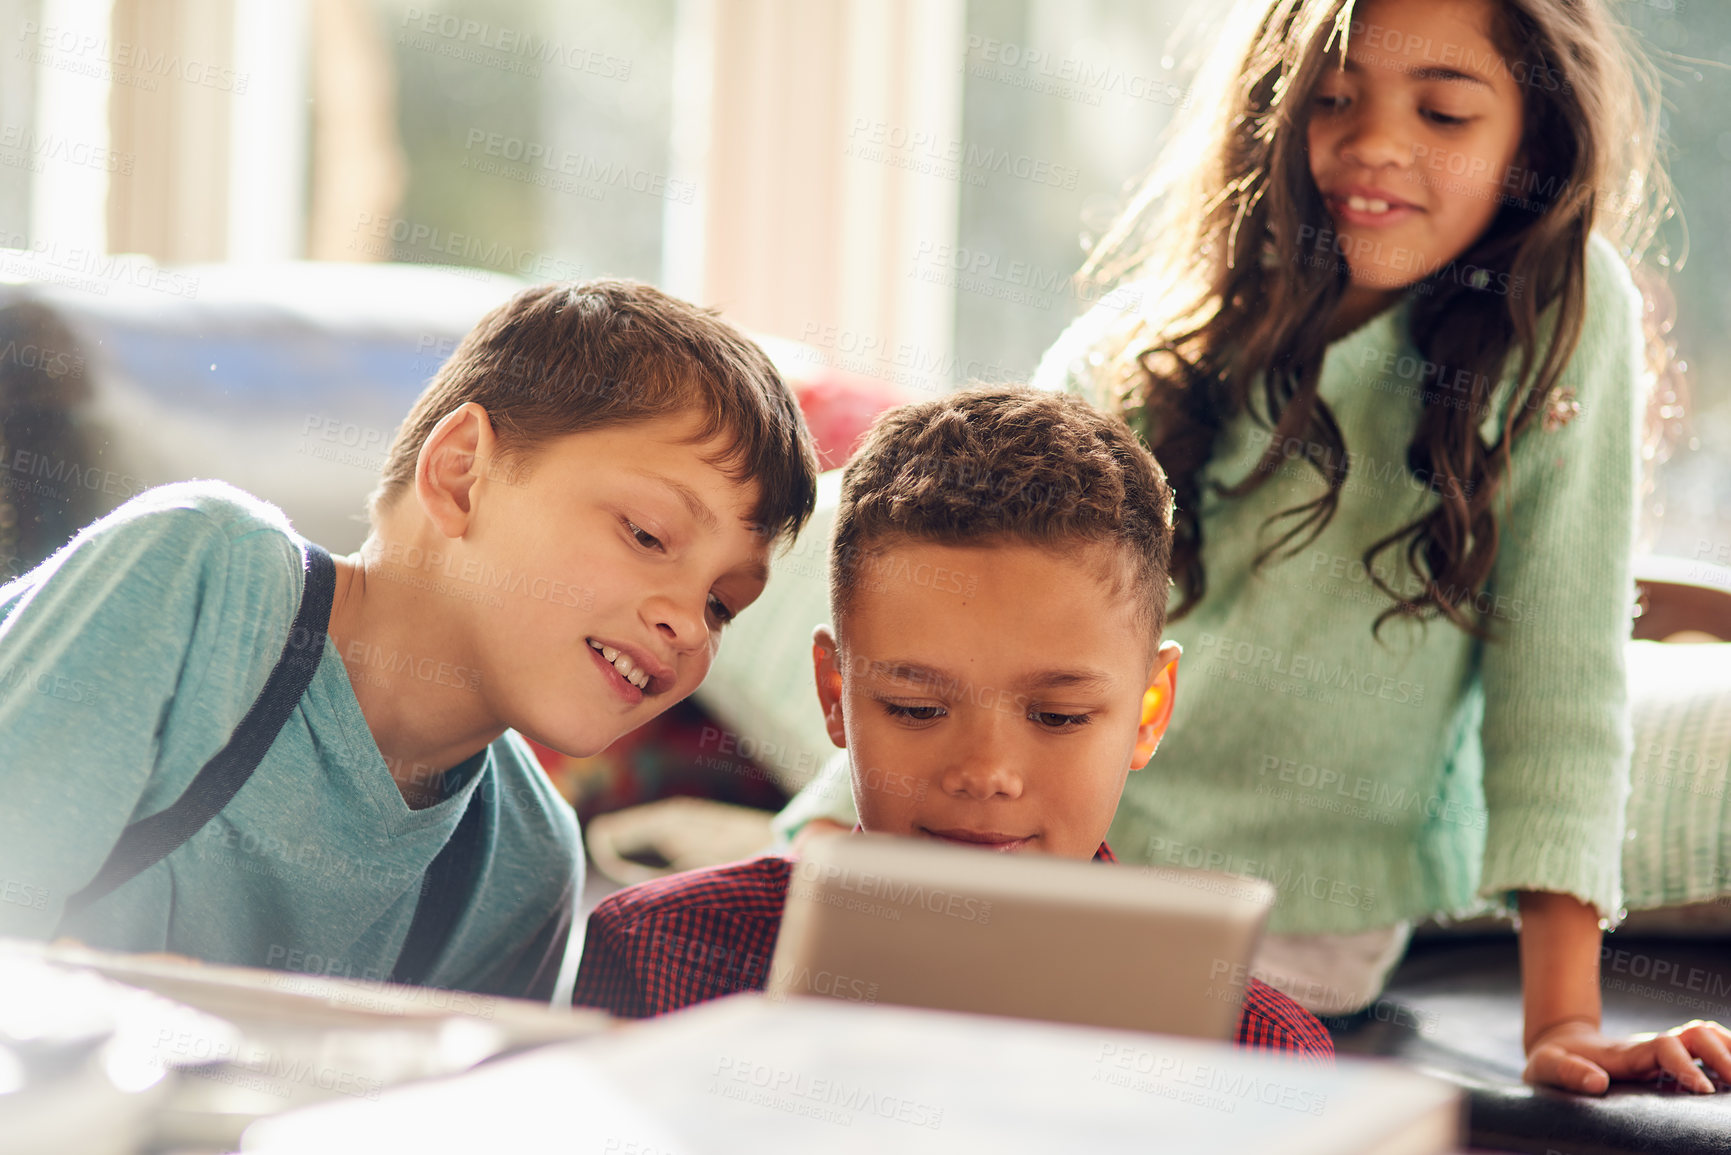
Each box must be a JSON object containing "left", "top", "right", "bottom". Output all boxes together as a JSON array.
[
  {"left": 1677, "top": 1022, "right": 1731, "bottom": 1087},
  {"left": 1651, "top": 1034, "right": 1714, "bottom": 1094},
  {"left": 1527, "top": 1046, "right": 1610, "bottom": 1095},
  {"left": 1563, "top": 1053, "right": 1611, "bottom": 1095}
]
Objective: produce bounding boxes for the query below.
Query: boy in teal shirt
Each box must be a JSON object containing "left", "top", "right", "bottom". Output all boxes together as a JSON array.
[{"left": 0, "top": 279, "right": 817, "bottom": 1000}]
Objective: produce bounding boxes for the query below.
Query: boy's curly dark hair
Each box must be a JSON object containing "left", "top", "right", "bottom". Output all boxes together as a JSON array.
[{"left": 831, "top": 385, "right": 1176, "bottom": 642}]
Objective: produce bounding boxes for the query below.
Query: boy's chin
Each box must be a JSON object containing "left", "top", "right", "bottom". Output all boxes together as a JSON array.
[
  {"left": 522, "top": 695, "right": 682, "bottom": 760},
  {"left": 516, "top": 720, "right": 627, "bottom": 762}
]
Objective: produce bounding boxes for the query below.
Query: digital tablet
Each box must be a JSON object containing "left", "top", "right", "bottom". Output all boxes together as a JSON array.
[{"left": 766, "top": 833, "right": 1275, "bottom": 1040}]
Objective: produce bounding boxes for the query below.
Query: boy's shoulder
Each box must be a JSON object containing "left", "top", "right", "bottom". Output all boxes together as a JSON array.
[
  {"left": 3, "top": 480, "right": 305, "bottom": 633},
  {"left": 575, "top": 854, "right": 794, "bottom": 1017},
  {"left": 595, "top": 853, "right": 794, "bottom": 926},
  {"left": 90, "top": 478, "right": 298, "bottom": 545},
  {"left": 6, "top": 479, "right": 301, "bottom": 600},
  {"left": 1240, "top": 978, "right": 1336, "bottom": 1062}
]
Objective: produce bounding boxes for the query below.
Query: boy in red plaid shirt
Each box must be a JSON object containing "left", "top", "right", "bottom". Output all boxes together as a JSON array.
[{"left": 573, "top": 386, "right": 1333, "bottom": 1061}]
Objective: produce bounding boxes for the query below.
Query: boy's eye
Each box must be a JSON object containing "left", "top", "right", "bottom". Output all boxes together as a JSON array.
[
  {"left": 625, "top": 520, "right": 663, "bottom": 550},
  {"left": 707, "top": 593, "right": 736, "bottom": 625},
  {"left": 883, "top": 703, "right": 945, "bottom": 723},
  {"left": 1030, "top": 710, "right": 1090, "bottom": 730}
]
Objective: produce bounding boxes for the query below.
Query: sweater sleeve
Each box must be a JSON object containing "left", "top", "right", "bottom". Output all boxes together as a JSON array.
[
  {"left": 1475, "top": 234, "right": 1644, "bottom": 918},
  {"left": 768, "top": 750, "right": 857, "bottom": 846}
]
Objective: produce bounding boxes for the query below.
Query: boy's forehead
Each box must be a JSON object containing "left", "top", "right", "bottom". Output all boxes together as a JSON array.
[
  {"left": 546, "top": 416, "right": 763, "bottom": 519},
  {"left": 841, "top": 538, "right": 1154, "bottom": 669}
]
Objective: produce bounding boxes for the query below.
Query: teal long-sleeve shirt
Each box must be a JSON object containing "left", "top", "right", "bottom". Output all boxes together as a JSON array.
[
  {"left": 0, "top": 481, "right": 582, "bottom": 997},
  {"left": 777, "top": 233, "right": 1642, "bottom": 934}
]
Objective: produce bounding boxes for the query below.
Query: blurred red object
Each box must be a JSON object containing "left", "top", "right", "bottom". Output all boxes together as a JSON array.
[
  {"left": 757, "top": 336, "right": 916, "bottom": 471},
  {"left": 526, "top": 700, "right": 788, "bottom": 823}
]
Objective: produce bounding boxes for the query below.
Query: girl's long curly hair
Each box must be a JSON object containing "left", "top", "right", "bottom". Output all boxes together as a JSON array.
[{"left": 1080, "top": 0, "right": 1678, "bottom": 638}]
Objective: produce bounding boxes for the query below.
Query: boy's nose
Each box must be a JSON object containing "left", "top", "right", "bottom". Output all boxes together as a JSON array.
[
  {"left": 940, "top": 736, "right": 1026, "bottom": 801},
  {"left": 644, "top": 592, "right": 707, "bottom": 656}
]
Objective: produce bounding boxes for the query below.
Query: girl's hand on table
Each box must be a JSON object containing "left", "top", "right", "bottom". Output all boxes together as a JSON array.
[{"left": 1524, "top": 1018, "right": 1731, "bottom": 1094}]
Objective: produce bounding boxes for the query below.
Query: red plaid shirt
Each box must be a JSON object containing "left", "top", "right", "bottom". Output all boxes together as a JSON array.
[{"left": 572, "top": 845, "right": 1334, "bottom": 1063}]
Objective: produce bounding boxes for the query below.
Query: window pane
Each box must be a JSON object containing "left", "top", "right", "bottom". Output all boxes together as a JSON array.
[{"left": 375, "top": 0, "right": 676, "bottom": 282}]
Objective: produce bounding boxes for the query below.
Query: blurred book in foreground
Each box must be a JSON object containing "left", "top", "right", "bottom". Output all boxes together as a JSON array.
[{"left": 245, "top": 993, "right": 1461, "bottom": 1155}]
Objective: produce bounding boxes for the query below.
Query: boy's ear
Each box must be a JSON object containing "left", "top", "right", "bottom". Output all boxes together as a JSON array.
[
  {"left": 415, "top": 402, "right": 495, "bottom": 539},
  {"left": 1130, "top": 641, "right": 1182, "bottom": 771},
  {"left": 811, "top": 625, "right": 848, "bottom": 749}
]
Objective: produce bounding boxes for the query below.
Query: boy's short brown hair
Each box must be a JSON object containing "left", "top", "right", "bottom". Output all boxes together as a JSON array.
[
  {"left": 371, "top": 279, "right": 819, "bottom": 544},
  {"left": 830, "top": 385, "right": 1176, "bottom": 642}
]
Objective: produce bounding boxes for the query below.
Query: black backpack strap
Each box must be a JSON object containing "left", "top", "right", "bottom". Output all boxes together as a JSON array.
[
  {"left": 389, "top": 789, "right": 486, "bottom": 988},
  {"left": 63, "top": 541, "right": 337, "bottom": 916}
]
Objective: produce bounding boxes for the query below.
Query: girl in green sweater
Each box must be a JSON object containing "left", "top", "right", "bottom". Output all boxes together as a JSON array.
[
  {"left": 780, "top": 0, "right": 1728, "bottom": 1096},
  {"left": 1040, "top": 0, "right": 1722, "bottom": 1096}
]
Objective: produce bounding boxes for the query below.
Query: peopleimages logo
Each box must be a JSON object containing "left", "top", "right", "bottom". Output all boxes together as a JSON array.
[
  {"left": 1255, "top": 755, "right": 1487, "bottom": 830},
  {"left": 1196, "top": 631, "right": 1426, "bottom": 707},
  {"left": 398, "top": 8, "right": 632, "bottom": 79},
  {"left": 846, "top": 119, "right": 1081, "bottom": 190},
  {"left": 960, "top": 37, "right": 1191, "bottom": 109},
  {"left": 711, "top": 1057, "right": 945, "bottom": 1130},
  {"left": 1143, "top": 835, "right": 1376, "bottom": 912},
  {"left": 1, "top": 447, "right": 144, "bottom": 503},
  {"left": 791, "top": 860, "right": 993, "bottom": 924}
]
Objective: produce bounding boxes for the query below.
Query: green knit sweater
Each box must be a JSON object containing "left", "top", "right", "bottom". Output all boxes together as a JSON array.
[
  {"left": 1037, "top": 232, "right": 1642, "bottom": 932},
  {"left": 773, "top": 233, "right": 1643, "bottom": 935}
]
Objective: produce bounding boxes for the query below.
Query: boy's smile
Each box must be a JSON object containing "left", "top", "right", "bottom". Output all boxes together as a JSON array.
[
  {"left": 813, "top": 540, "right": 1179, "bottom": 860},
  {"left": 345, "top": 405, "right": 771, "bottom": 778},
  {"left": 475, "top": 412, "right": 770, "bottom": 755}
]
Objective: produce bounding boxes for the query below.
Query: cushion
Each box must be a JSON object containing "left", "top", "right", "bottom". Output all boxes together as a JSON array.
[
  {"left": 690, "top": 471, "right": 844, "bottom": 795},
  {"left": 1622, "top": 641, "right": 1731, "bottom": 914}
]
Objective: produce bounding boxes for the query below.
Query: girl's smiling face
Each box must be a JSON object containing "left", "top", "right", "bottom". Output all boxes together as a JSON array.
[{"left": 1306, "top": 0, "right": 1526, "bottom": 319}]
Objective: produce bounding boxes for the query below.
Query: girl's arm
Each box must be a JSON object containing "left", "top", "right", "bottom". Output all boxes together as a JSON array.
[
  {"left": 1519, "top": 889, "right": 1731, "bottom": 1093},
  {"left": 1465, "top": 236, "right": 1731, "bottom": 1093}
]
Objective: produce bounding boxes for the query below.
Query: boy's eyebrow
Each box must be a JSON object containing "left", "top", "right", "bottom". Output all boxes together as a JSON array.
[
  {"left": 627, "top": 469, "right": 719, "bottom": 533},
  {"left": 874, "top": 661, "right": 1113, "bottom": 693},
  {"left": 627, "top": 468, "right": 771, "bottom": 584},
  {"left": 1017, "top": 668, "right": 1115, "bottom": 691}
]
